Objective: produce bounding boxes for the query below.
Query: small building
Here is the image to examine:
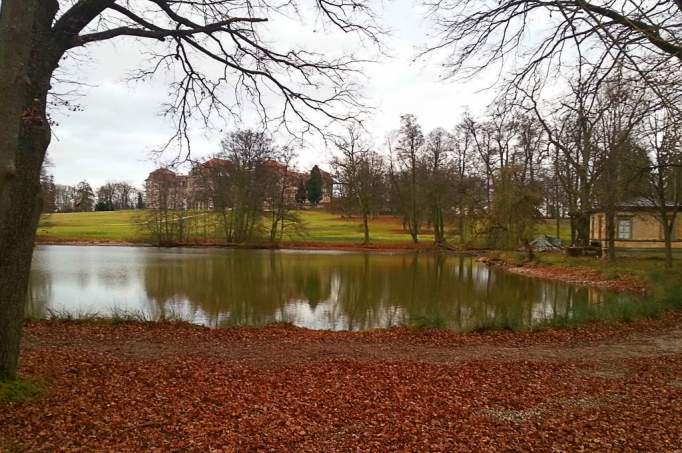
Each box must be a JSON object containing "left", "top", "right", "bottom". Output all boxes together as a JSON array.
[{"left": 589, "top": 198, "right": 682, "bottom": 254}]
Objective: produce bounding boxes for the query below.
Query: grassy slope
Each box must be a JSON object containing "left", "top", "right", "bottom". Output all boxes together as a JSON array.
[
  {"left": 37, "top": 210, "right": 573, "bottom": 246},
  {"left": 37, "top": 211, "right": 143, "bottom": 242}
]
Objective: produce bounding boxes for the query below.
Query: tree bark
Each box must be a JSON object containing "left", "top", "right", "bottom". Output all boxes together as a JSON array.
[
  {"left": 605, "top": 211, "right": 616, "bottom": 261},
  {"left": 664, "top": 225, "right": 673, "bottom": 269},
  {"left": 0, "top": 0, "right": 60, "bottom": 380},
  {"left": 362, "top": 208, "right": 370, "bottom": 245}
]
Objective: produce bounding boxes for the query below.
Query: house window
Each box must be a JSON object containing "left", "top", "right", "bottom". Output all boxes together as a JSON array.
[{"left": 617, "top": 217, "right": 633, "bottom": 240}]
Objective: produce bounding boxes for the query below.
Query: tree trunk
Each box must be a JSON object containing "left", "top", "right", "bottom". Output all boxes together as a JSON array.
[
  {"left": 0, "top": 0, "right": 60, "bottom": 381},
  {"left": 664, "top": 224, "right": 673, "bottom": 269},
  {"left": 605, "top": 211, "right": 616, "bottom": 261},
  {"left": 362, "top": 209, "right": 370, "bottom": 245}
]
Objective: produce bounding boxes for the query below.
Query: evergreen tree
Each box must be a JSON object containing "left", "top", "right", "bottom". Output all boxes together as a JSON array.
[
  {"left": 136, "top": 192, "right": 145, "bottom": 209},
  {"left": 306, "top": 165, "right": 324, "bottom": 206},
  {"left": 295, "top": 180, "right": 308, "bottom": 205}
]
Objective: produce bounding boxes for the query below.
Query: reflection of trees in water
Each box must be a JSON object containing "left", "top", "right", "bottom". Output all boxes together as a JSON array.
[
  {"left": 141, "top": 250, "right": 608, "bottom": 331},
  {"left": 143, "top": 251, "right": 334, "bottom": 327},
  {"left": 95, "top": 267, "right": 131, "bottom": 289},
  {"left": 26, "top": 271, "right": 51, "bottom": 318}
]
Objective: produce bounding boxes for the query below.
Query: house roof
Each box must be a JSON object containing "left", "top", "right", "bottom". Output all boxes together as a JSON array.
[{"left": 590, "top": 197, "right": 681, "bottom": 213}]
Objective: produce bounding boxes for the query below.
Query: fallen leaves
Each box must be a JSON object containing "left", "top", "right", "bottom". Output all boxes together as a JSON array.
[{"left": 2, "top": 319, "right": 682, "bottom": 451}]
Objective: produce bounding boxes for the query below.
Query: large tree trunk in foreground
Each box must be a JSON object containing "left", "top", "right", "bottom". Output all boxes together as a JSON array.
[{"left": 0, "top": 0, "right": 59, "bottom": 381}]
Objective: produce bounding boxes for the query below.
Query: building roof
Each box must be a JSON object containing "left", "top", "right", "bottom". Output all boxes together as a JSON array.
[
  {"left": 201, "top": 158, "right": 233, "bottom": 169},
  {"left": 591, "top": 197, "right": 681, "bottom": 213},
  {"left": 146, "top": 168, "right": 177, "bottom": 181}
]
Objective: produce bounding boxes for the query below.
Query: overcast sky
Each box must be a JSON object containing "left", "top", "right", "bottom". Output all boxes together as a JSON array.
[{"left": 48, "top": 0, "right": 498, "bottom": 189}]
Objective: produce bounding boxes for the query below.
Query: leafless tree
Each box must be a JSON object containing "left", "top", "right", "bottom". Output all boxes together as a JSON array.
[
  {"left": 216, "top": 130, "right": 274, "bottom": 242},
  {"left": 266, "top": 146, "right": 304, "bottom": 242},
  {"left": 331, "top": 126, "right": 384, "bottom": 244},
  {"left": 423, "top": 127, "right": 454, "bottom": 246},
  {"left": 0, "top": 0, "right": 379, "bottom": 380},
  {"left": 640, "top": 108, "right": 682, "bottom": 268},
  {"left": 394, "top": 114, "right": 426, "bottom": 243},
  {"left": 424, "top": 0, "right": 682, "bottom": 100}
]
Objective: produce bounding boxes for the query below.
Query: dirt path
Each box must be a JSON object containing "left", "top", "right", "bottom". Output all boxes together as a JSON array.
[{"left": 4, "top": 319, "right": 682, "bottom": 452}]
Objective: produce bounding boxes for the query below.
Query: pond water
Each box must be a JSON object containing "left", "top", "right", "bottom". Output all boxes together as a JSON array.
[{"left": 28, "top": 245, "right": 635, "bottom": 331}]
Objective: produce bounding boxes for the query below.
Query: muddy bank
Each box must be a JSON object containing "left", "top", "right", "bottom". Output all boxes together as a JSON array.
[{"left": 478, "top": 255, "right": 650, "bottom": 295}]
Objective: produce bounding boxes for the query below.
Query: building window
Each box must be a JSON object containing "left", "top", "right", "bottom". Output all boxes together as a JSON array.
[{"left": 617, "top": 217, "right": 632, "bottom": 240}]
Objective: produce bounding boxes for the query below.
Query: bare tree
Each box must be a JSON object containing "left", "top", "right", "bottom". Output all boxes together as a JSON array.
[
  {"left": 215, "top": 130, "right": 275, "bottom": 243},
  {"left": 266, "top": 147, "right": 304, "bottom": 243},
  {"left": 0, "top": 0, "right": 378, "bottom": 380},
  {"left": 331, "top": 126, "right": 384, "bottom": 244},
  {"left": 423, "top": 128, "right": 454, "bottom": 246},
  {"left": 424, "top": 0, "right": 682, "bottom": 98},
  {"left": 640, "top": 108, "right": 682, "bottom": 268},
  {"left": 394, "top": 114, "right": 425, "bottom": 244}
]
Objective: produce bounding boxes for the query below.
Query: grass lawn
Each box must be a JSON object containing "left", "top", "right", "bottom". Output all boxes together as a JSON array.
[
  {"left": 293, "top": 211, "right": 435, "bottom": 245},
  {"left": 36, "top": 210, "right": 573, "bottom": 246},
  {"left": 37, "top": 210, "right": 144, "bottom": 242},
  {"left": 496, "top": 250, "right": 682, "bottom": 281}
]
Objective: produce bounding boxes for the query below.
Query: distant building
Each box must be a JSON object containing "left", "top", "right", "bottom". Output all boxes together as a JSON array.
[
  {"left": 144, "top": 168, "right": 188, "bottom": 210},
  {"left": 589, "top": 198, "right": 682, "bottom": 254},
  {"left": 144, "top": 160, "right": 334, "bottom": 210},
  {"left": 187, "top": 158, "right": 233, "bottom": 210}
]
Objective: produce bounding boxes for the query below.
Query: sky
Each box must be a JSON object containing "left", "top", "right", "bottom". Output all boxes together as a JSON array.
[{"left": 47, "top": 0, "right": 498, "bottom": 189}]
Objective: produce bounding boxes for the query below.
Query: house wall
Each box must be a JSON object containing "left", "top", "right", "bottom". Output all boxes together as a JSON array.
[{"left": 589, "top": 211, "right": 682, "bottom": 249}]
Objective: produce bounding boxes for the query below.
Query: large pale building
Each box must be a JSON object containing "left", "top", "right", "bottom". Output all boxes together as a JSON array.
[
  {"left": 144, "top": 159, "right": 334, "bottom": 210},
  {"left": 144, "top": 168, "right": 188, "bottom": 210}
]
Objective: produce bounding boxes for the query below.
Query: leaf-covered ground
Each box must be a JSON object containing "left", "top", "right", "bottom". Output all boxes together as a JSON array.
[{"left": 3, "top": 317, "right": 682, "bottom": 452}]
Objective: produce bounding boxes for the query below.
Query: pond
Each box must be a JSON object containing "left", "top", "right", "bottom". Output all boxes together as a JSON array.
[{"left": 27, "top": 245, "right": 636, "bottom": 331}]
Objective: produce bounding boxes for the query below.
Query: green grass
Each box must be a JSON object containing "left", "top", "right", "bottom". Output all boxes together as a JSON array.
[
  {"left": 535, "top": 253, "right": 682, "bottom": 281},
  {"left": 38, "top": 210, "right": 142, "bottom": 242},
  {"left": 536, "top": 218, "right": 572, "bottom": 243},
  {"left": 295, "top": 211, "right": 435, "bottom": 244},
  {"left": 0, "top": 378, "right": 45, "bottom": 404},
  {"left": 37, "top": 210, "right": 571, "bottom": 247},
  {"left": 35, "top": 210, "right": 438, "bottom": 245}
]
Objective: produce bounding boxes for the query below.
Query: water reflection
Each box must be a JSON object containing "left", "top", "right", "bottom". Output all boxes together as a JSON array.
[{"left": 28, "top": 246, "right": 634, "bottom": 331}]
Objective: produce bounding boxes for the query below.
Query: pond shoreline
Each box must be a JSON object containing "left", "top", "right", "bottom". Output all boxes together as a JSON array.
[
  {"left": 35, "top": 236, "right": 479, "bottom": 253},
  {"left": 4, "top": 315, "right": 682, "bottom": 451}
]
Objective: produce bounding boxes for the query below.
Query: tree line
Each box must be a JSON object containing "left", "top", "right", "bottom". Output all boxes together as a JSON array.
[
  {"left": 126, "top": 86, "right": 682, "bottom": 266},
  {"left": 330, "top": 84, "right": 682, "bottom": 266},
  {"left": 39, "top": 176, "right": 144, "bottom": 213}
]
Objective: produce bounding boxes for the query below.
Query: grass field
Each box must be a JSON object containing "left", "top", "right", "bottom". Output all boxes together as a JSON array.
[
  {"left": 37, "top": 211, "right": 144, "bottom": 242},
  {"left": 36, "top": 210, "right": 573, "bottom": 246}
]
